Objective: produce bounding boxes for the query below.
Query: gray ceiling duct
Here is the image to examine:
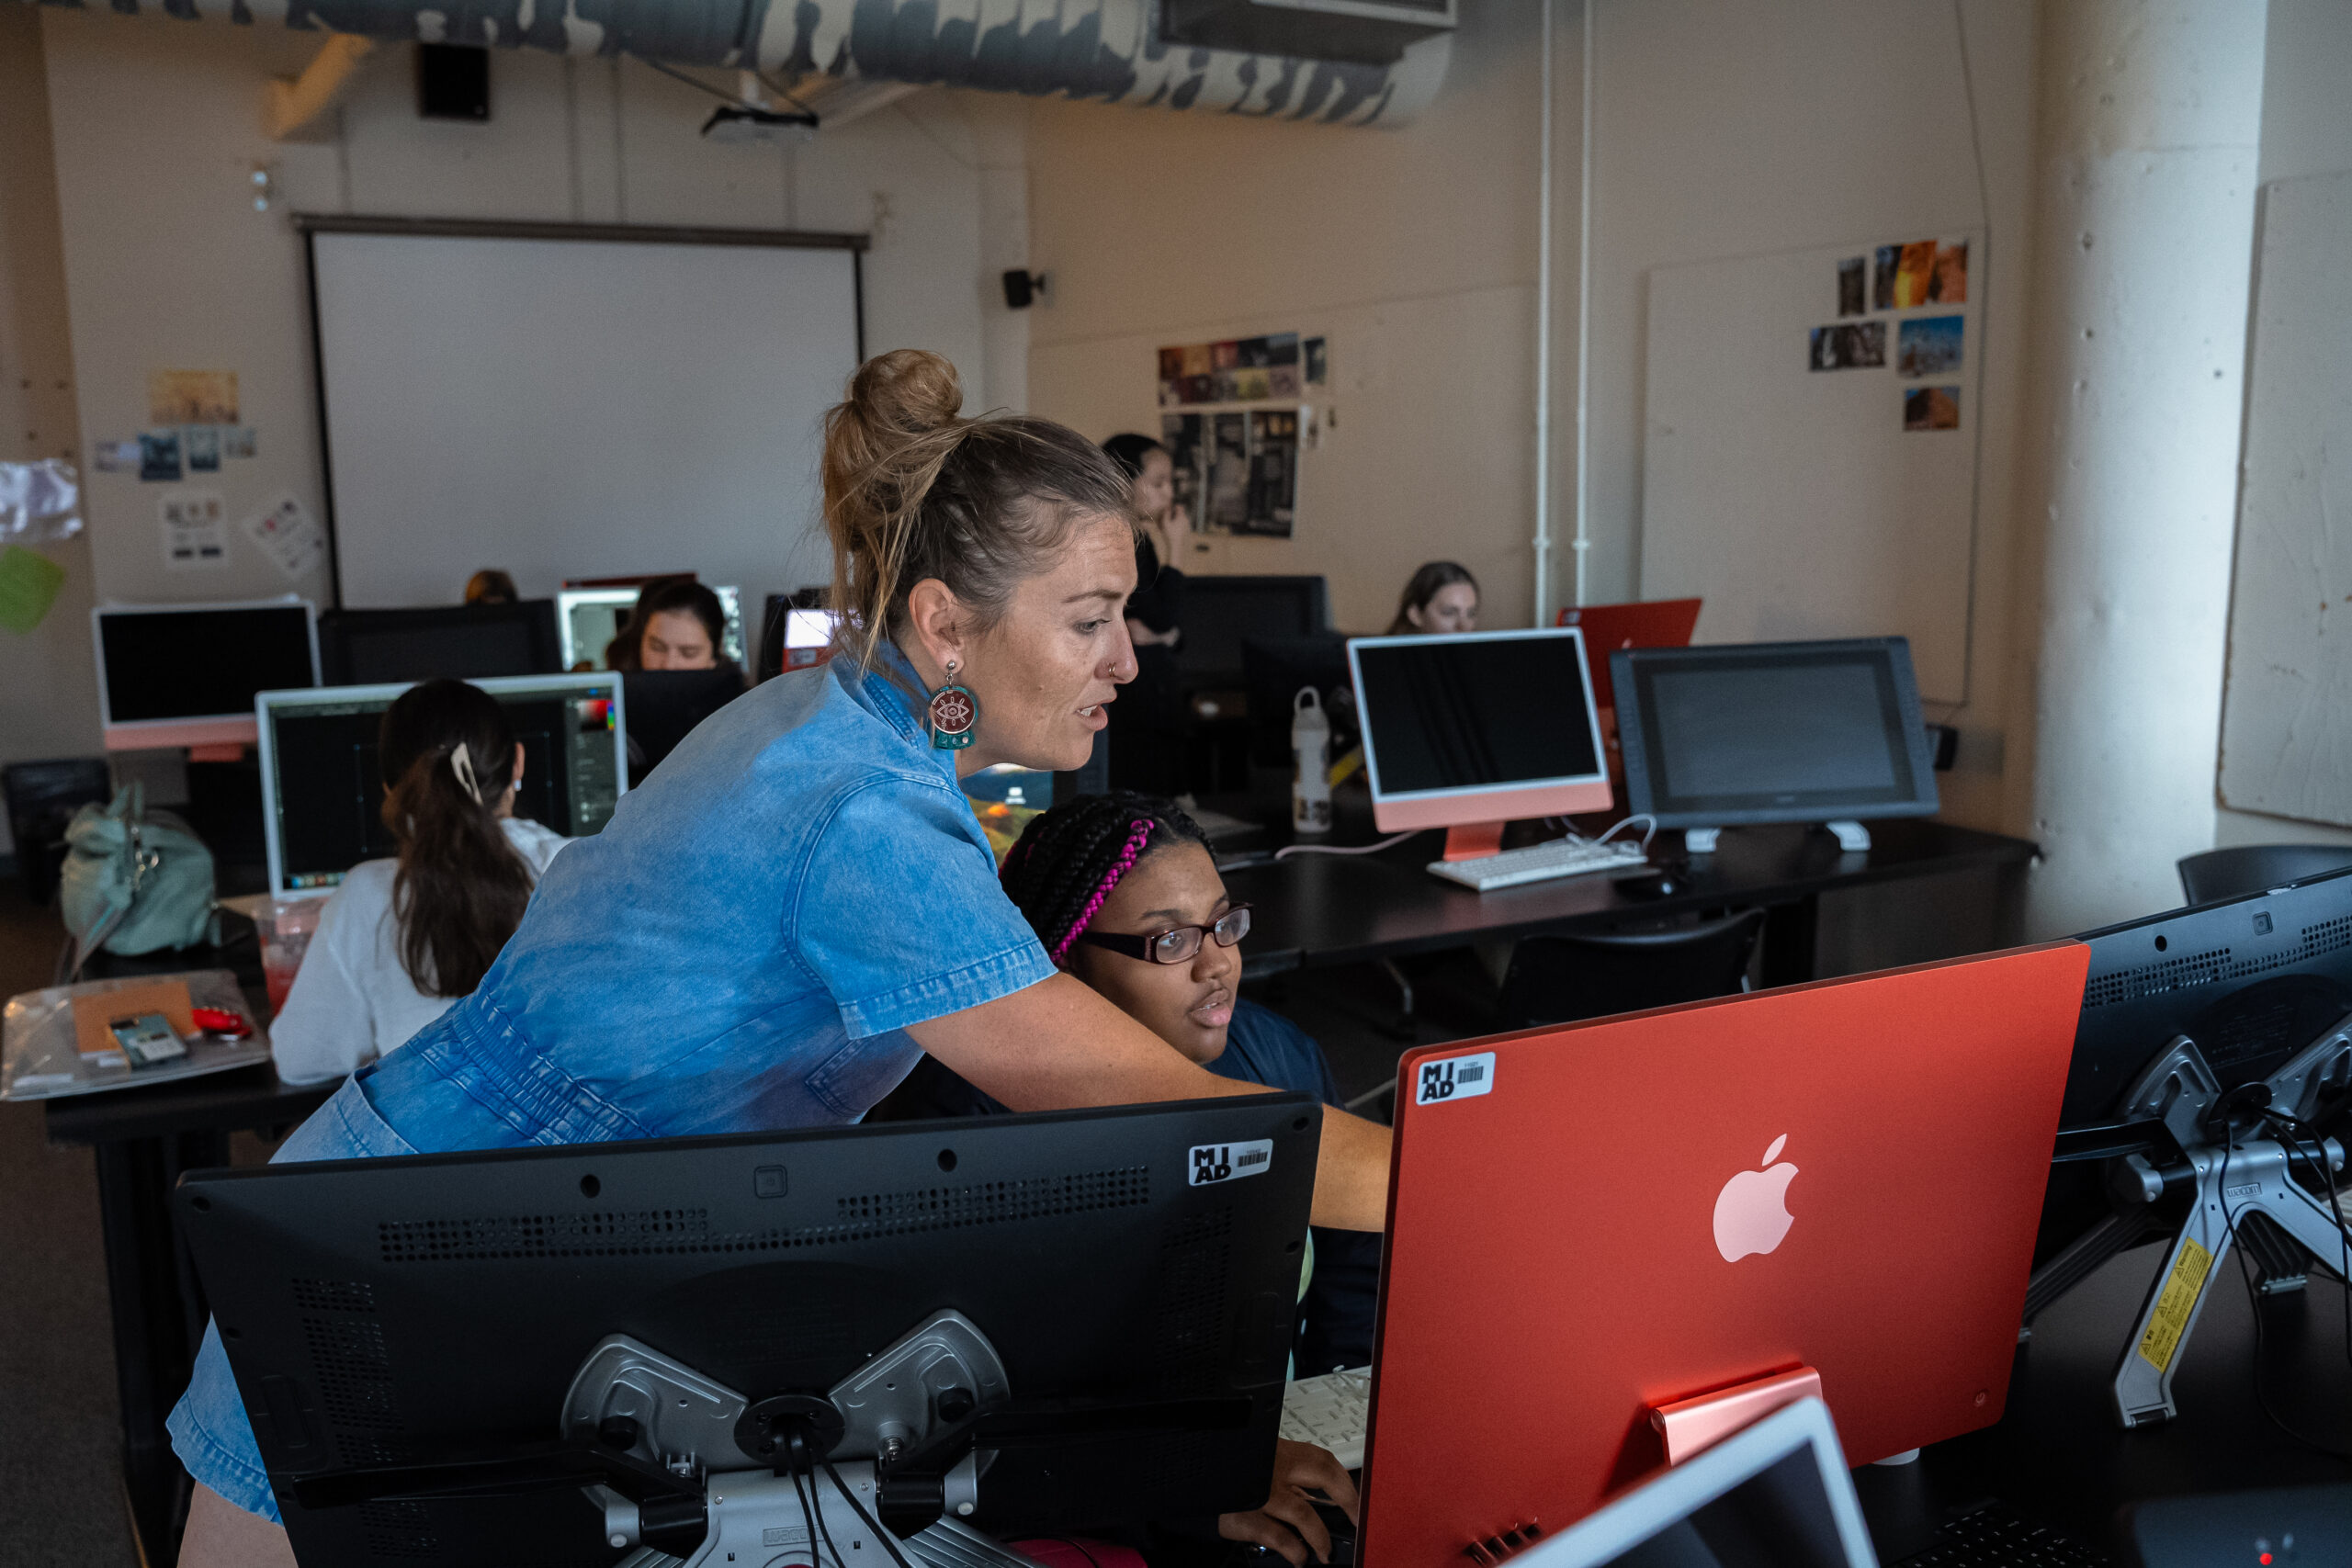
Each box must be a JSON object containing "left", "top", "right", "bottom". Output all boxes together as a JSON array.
[{"left": 28, "top": 0, "right": 1453, "bottom": 126}]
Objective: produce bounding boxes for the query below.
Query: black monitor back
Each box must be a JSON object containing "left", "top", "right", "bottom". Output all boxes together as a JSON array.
[
  {"left": 622, "top": 668, "right": 746, "bottom": 785},
  {"left": 177, "top": 1096, "right": 1317, "bottom": 1566},
  {"left": 1175, "top": 576, "right": 1329, "bottom": 690},
  {"left": 319, "top": 602, "right": 562, "bottom": 684}
]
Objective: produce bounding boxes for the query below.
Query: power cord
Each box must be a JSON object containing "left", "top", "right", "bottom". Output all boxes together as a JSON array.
[
  {"left": 1274, "top": 829, "right": 1419, "bottom": 862},
  {"left": 824, "top": 1456, "right": 922, "bottom": 1568},
  {"left": 2216, "top": 1134, "right": 2352, "bottom": 1462},
  {"left": 791, "top": 1461, "right": 842, "bottom": 1568},
  {"left": 2261, "top": 1107, "right": 2352, "bottom": 1382},
  {"left": 1592, "top": 814, "right": 1657, "bottom": 852}
]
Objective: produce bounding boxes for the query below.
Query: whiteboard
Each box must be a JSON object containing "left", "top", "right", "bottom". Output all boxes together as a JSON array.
[
  {"left": 1642, "top": 234, "right": 1983, "bottom": 704},
  {"left": 2218, "top": 172, "right": 2352, "bottom": 826},
  {"left": 309, "top": 226, "right": 862, "bottom": 618}
]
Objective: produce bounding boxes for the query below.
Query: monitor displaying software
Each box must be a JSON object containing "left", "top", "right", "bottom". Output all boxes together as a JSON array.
[
  {"left": 1612, "top": 637, "right": 1938, "bottom": 829},
  {"left": 1349, "top": 628, "right": 1612, "bottom": 829},
  {"left": 92, "top": 599, "right": 319, "bottom": 750},
  {"left": 256, "top": 672, "right": 626, "bottom": 896}
]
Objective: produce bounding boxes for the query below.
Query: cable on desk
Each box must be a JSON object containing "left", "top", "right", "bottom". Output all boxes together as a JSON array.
[
  {"left": 824, "top": 1456, "right": 921, "bottom": 1568},
  {"left": 1592, "top": 814, "right": 1657, "bottom": 852},
  {"left": 1274, "top": 829, "right": 1420, "bottom": 862}
]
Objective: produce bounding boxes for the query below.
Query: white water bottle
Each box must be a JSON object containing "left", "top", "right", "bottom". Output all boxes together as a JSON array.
[{"left": 1292, "top": 686, "right": 1332, "bottom": 836}]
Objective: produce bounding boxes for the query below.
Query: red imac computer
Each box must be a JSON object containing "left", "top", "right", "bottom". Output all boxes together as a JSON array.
[
  {"left": 1555, "top": 597, "right": 1703, "bottom": 712},
  {"left": 1347, "top": 627, "right": 1614, "bottom": 868},
  {"left": 1356, "top": 941, "right": 2089, "bottom": 1568},
  {"left": 92, "top": 598, "right": 320, "bottom": 755}
]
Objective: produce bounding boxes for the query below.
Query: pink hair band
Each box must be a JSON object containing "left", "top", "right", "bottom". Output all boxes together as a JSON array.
[{"left": 1051, "top": 819, "right": 1154, "bottom": 967}]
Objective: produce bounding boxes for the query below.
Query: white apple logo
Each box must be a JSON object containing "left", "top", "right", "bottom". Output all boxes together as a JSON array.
[{"left": 1713, "top": 1134, "right": 1799, "bottom": 1262}]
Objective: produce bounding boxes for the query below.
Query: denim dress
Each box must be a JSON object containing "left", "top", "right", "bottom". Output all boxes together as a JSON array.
[{"left": 167, "top": 650, "right": 1056, "bottom": 1521}]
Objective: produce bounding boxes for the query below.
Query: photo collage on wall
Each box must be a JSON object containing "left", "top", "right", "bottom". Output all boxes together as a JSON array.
[
  {"left": 1809, "top": 238, "right": 1967, "bottom": 431},
  {"left": 1154, "top": 331, "right": 1324, "bottom": 538}
]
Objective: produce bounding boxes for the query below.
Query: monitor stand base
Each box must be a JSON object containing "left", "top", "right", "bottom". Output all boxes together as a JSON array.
[
  {"left": 1647, "top": 1364, "right": 1822, "bottom": 1466},
  {"left": 1682, "top": 821, "right": 1871, "bottom": 855},
  {"left": 1442, "top": 820, "right": 1508, "bottom": 862}
]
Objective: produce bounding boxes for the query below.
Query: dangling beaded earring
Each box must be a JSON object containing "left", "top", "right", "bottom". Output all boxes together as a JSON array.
[{"left": 929, "top": 660, "right": 978, "bottom": 750}]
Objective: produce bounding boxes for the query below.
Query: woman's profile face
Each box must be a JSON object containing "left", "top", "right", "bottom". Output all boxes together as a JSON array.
[
  {"left": 639, "top": 611, "right": 717, "bottom": 670},
  {"left": 1407, "top": 581, "right": 1480, "bottom": 635},
  {"left": 1132, "top": 450, "right": 1174, "bottom": 525},
  {"left": 1068, "top": 841, "right": 1239, "bottom": 1065},
  {"left": 962, "top": 514, "right": 1138, "bottom": 772}
]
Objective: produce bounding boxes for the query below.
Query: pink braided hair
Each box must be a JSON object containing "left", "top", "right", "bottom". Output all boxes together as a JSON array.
[{"left": 1048, "top": 818, "right": 1154, "bottom": 967}]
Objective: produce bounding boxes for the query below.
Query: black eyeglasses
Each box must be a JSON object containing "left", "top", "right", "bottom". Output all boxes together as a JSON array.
[{"left": 1074, "top": 905, "right": 1253, "bottom": 965}]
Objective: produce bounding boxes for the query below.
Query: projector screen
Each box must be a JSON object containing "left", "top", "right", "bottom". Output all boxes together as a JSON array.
[{"left": 307, "top": 222, "right": 863, "bottom": 624}]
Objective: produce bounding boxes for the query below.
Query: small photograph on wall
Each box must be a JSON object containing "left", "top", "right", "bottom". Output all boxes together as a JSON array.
[
  {"left": 1240, "top": 410, "right": 1299, "bottom": 536},
  {"left": 1873, "top": 245, "right": 1900, "bottom": 310},
  {"left": 184, "top": 425, "right": 221, "bottom": 473},
  {"left": 1931, "top": 240, "right": 1969, "bottom": 303},
  {"left": 138, "top": 431, "right": 183, "bottom": 482},
  {"left": 1897, "top": 315, "right": 1964, "bottom": 378},
  {"left": 1206, "top": 412, "right": 1250, "bottom": 531},
  {"left": 1231, "top": 367, "right": 1272, "bottom": 401},
  {"left": 1808, "top": 321, "right": 1886, "bottom": 371},
  {"left": 1894, "top": 241, "right": 1939, "bottom": 309},
  {"left": 1837, "top": 257, "right": 1866, "bottom": 317},
  {"left": 1904, "top": 386, "right": 1962, "bottom": 432},
  {"left": 1304, "top": 336, "right": 1329, "bottom": 385},
  {"left": 147, "top": 369, "right": 238, "bottom": 428},
  {"left": 1160, "top": 412, "right": 1205, "bottom": 526}
]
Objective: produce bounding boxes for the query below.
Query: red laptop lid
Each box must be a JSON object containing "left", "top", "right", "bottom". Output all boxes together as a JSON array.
[
  {"left": 1555, "top": 598, "right": 1702, "bottom": 710},
  {"left": 1359, "top": 942, "right": 2088, "bottom": 1568}
]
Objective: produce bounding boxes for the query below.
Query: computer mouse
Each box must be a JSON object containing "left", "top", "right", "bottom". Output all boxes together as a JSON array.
[{"left": 1617, "top": 871, "right": 1688, "bottom": 900}]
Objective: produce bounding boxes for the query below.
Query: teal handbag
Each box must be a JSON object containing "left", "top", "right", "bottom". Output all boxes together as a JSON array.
[{"left": 56, "top": 783, "right": 219, "bottom": 980}]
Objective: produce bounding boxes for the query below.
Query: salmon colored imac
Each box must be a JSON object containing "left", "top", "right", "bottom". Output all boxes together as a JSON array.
[
  {"left": 1555, "top": 598, "right": 1703, "bottom": 711},
  {"left": 1358, "top": 942, "right": 2091, "bottom": 1568},
  {"left": 1347, "top": 628, "right": 1613, "bottom": 861}
]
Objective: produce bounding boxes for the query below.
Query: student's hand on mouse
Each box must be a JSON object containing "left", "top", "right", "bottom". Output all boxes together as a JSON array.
[{"left": 1218, "top": 1439, "right": 1360, "bottom": 1565}]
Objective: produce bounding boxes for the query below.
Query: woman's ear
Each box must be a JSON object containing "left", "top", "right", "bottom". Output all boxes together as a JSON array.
[
  {"left": 902, "top": 578, "right": 968, "bottom": 681},
  {"left": 512, "top": 741, "right": 526, "bottom": 784}
]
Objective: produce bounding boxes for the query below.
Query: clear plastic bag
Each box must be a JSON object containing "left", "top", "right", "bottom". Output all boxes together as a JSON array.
[
  {"left": 2, "top": 968, "right": 272, "bottom": 1100},
  {"left": 0, "top": 459, "right": 82, "bottom": 544}
]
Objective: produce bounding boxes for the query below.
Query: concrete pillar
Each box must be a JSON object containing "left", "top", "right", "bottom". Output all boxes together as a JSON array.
[{"left": 2012, "top": 0, "right": 2268, "bottom": 937}]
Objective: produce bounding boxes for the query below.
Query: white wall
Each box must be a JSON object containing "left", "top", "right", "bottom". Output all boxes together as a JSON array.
[
  {"left": 37, "top": 8, "right": 1004, "bottom": 614},
  {"left": 2212, "top": 0, "right": 2352, "bottom": 852},
  {"left": 1023, "top": 2, "right": 1551, "bottom": 637},
  {"left": 0, "top": 4, "right": 100, "bottom": 862}
]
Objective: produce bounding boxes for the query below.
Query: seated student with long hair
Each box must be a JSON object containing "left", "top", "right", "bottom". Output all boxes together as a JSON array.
[
  {"left": 269, "top": 680, "right": 570, "bottom": 1085},
  {"left": 873, "top": 791, "right": 1375, "bottom": 1563},
  {"left": 604, "top": 578, "right": 734, "bottom": 671}
]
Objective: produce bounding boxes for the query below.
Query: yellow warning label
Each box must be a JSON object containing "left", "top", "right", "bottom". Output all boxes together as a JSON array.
[{"left": 2136, "top": 1237, "right": 2214, "bottom": 1373}]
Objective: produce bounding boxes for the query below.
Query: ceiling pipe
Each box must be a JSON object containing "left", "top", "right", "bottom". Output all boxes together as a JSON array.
[
  {"left": 22, "top": 0, "right": 1452, "bottom": 127},
  {"left": 265, "top": 32, "right": 374, "bottom": 141}
]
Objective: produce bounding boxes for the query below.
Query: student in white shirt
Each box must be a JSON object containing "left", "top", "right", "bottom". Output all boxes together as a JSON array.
[{"left": 270, "top": 679, "right": 569, "bottom": 1085}]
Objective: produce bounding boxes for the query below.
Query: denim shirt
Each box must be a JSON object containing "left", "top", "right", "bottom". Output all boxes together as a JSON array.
[{"left": 168, "top": 650, "right": 1055, "bottom": 1521}]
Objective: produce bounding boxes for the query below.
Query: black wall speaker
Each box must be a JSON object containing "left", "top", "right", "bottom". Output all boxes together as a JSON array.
[{"left": 418, "top": 44, "right": 491, "bottom": 122}]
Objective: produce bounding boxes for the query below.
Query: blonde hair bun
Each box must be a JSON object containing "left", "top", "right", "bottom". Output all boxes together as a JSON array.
[{"left": 844, "top": 349, "right": 965, "bottom": 442}]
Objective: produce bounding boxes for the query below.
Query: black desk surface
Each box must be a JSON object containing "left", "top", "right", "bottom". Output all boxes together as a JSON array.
[
  {"left": 1222, "top": 818, "right": 2037, "bottom": 976},
  {"left": 1860, "top": 1237, "right": 2352, "bottom": 1561}
]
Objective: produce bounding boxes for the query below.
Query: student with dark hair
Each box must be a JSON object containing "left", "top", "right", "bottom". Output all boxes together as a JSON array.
[
  {"left": 268, "top": 679, "right": 568, "bottom": 1086},
  {"left": 175, "top": 350, "right": 1390, "bottom": 1567},
  {"left": 1100, "top": 433, "right": 1186, "bottom": 792},
  {"left": 463, "top": 569, "right": 518, "bottom": 604},
  {"left": 605, "top": 577, "right": 730, "bottom": 671},
  {"left": 1386, "top": 559, "right": 1481, "bottom": 635},
  {"left": 880, "top": 789, "right": 1383, "bottom": 1371}
]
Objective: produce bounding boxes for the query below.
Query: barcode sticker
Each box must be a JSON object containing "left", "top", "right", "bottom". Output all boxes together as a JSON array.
[
  {"left": 1190, "top": 1139, "right": 1274, "bottom": 1187},
  {"left": 1414, "top": 1051, "right": 1496, "bottom": 1106}
]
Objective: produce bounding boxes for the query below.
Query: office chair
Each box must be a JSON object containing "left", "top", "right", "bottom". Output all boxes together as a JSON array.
[
  {"left": 1498, "top": 908, "right": 1769, "bottom": 1029},
  {"left": 2177, "top": 843, "right": 2352, "bottom": 906}
]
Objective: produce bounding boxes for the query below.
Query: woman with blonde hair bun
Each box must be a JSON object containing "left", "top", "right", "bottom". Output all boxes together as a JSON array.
[{"left": 171, "top": 349, "right": 1392, "bottom": 1567}]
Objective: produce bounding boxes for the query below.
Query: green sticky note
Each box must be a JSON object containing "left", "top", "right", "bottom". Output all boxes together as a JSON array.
[{"left": 0, "top": 545, "right": 66, "bottom": 634}]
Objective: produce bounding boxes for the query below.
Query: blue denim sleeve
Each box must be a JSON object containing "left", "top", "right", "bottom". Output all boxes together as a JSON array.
[{"left": 793, "top": 774, "right": 1053, "bottom": 1039}]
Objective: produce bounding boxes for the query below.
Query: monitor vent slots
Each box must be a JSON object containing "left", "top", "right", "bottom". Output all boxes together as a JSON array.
[
  {"left": 1156, "top": 1207, "right": 1234, "bottom": 1388},
  {"left": 303, "top": 1314, "right": 401, "bottom": 1433},
  {"left": 2083, "top": 947, "right": 2233, "bottom": 1010},
  {"left": 375, "top": 1170, "right": 1150, "bottom": 1263},
  {"left": 292, "top": 1276, "right": 379, "bottom": 1314},
  {"left": 356, "top": 1500, "right": 442, "bottom": 1561}
]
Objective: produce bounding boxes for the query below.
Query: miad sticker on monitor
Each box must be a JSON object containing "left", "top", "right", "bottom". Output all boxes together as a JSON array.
[{"left": 1358, "top": 941, "right": 2088, "bottom": 1567}]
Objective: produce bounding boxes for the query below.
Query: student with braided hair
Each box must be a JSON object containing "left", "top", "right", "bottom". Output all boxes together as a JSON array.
[{"left": 174, "top": 350, "right": 1394, "bottom": 1568}]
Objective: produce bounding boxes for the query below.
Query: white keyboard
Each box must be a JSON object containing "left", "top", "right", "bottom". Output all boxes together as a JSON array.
[
  {"left": 1425, "top": 836, "right": 1647, "bottom": 892},
  {"left": 1281, "top": 1367, "right": 1372, "bottom": 1470}
]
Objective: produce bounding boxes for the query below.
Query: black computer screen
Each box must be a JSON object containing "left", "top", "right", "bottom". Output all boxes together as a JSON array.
[
  {"left": 267, "top": 683, "right": 621, "bottom": 891},
  {"left": 1174, "top": 576, "right": 1328, "bottom": 686},
  {"left": 319, "top": 603, "right": 560, "bottom": 684},
  {"left": 1615, "top": 641, "right": 1934, "bottom": 825},
  {"left": 97, "top": 605, "right": 315, "bottom": 722},
  {"left": 1354, "top": 635, "right": 1601, "bottom": 795}
]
